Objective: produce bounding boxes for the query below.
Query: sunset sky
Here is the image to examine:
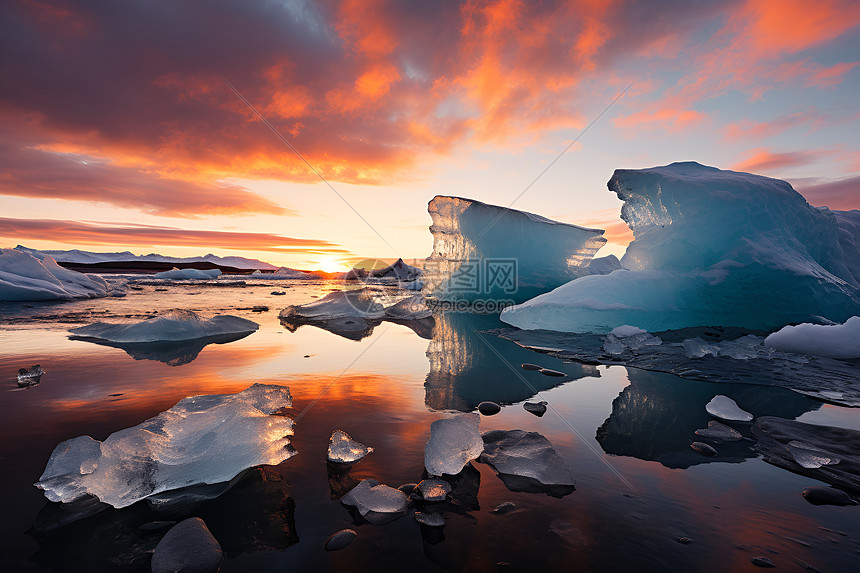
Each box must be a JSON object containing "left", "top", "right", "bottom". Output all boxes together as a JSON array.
[{"left": 2, "top": 0, "right": 859, "bottom": 271}]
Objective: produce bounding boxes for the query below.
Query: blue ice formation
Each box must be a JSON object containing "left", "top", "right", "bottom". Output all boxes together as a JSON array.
[
  {"left": 424, "top": 196, "right": 606, "bottom": 303},
  {"left": 501, "top": 162, "right": 860, "bottom": 333}
]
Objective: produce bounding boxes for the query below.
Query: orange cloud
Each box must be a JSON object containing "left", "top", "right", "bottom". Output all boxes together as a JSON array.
[
  {"left": 723, "top": 110, "right": 827, "bottom": 141},
  {"left": 792, "top": 175, "right": 860, "bottom": 210},
  {"left": 0, "top": 217, "right": 348, "bottom": 254},
  {"left": 731, "top": 148, "right": 825, "bottom": 174}
]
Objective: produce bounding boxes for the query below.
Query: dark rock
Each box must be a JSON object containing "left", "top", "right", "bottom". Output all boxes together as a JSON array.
[
  {"left": 751, "top": 556, "right": 775, "bottom": 568},
  {"left": 138, "top": 520, "right": 176, "bottom": 532},
  {"left": 151, "top": 517, "right": 223, "bottom": 573},
  {"left": 521, "top": 363, "right": 542, "bottom": 370},
  {"left": 801, "top": 486, "right": 858, "bottom": 506},
  {"left": 397, "top": 483, "right": 418, "bottom": 496},
  {"left": 414, "top": 511, "right": 445, "bottom": 527},
  {"left": 523, "top": 401, "right": 547, "bottom": 417},
  {"left": 676, "top": 536, "right": 694, "bottom": 544},
  {"left": 478, "top": 401, "right": 501, "bottom": 415},
  {"left": 690, "top": 442, "right": 718, "bottom": 456},
  {"left": 324, "top": 528, "right": 357, "bottom": 551},
  {"left": 539, "top": 368, "right": 565, "bottom": 377}
]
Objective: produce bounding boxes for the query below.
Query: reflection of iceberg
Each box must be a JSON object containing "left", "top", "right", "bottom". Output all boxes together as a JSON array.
[
  {"left": 425, "top": 312, "right": 598, "bottom": 411},
  {"left": 424, "top": 196, "right": 606, "bottom": 303},
  {"left": 279, "top": 290, "right": 435, "bottom": 341},
  {"left": 752, "top": 417, "right": 860, "bottom": 493},
  {"left": 499, "top": 326, "right": 860, "bottom": 406},
  {"left": 69, "top": 310, "right": 259, "bottom": 343},
  {"left": 72, "top": 331, "right": 255, "bottom": 366},
  {"left": 595, "top": 369, "right": 819, "bottom": 469},
  {"left": 36, "top": 384, "right": 296, "bottom": 508},
  {"left": 30, "top": 467, "right": 298, "bottom": 571},
  {"left": 501, "top": 162, "right": 860, "bottom": 333}
]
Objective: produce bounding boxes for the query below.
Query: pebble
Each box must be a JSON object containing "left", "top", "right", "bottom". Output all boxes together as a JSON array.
[
  {"left": 539, "top": 368, "right": 565, "bottom": 377},
  {"left": 751, "top": 556, "right": 775, "bottom": 568},
  {"left": 523, "top": 401, "right": 547, "bottom": 417},
  {"left": 690, "top": 442, "right": 718, "bottom": 456},
  {"left": 325, "top": 528, "right": 357, "bottom": 551},
  {"left": 801, "top": 487, "right": 858, "bottom": 506},
  {"left": 151, "top": 517, "right": 223, "bottom": 573},
  {"left": 478, "top": 401, "right": 501, "bottom": 415},
  {"left": 521, "top": 363, "right": 542, "bottom": 370}
]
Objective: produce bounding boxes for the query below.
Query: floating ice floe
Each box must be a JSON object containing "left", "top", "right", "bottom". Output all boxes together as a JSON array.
[
  {"left": 17, "top": 364, "right": 45, "bottom": 386},
  {"left": 0, "top": 248, "right": 120, "bottom": 301},
  {"left": 500, "top": 162, "right": 860, "bottom": 333},
  {"left": 603, "top": 325, "right": 662, "bottom": 355},
  {"left": 151, "top": 267, "right": 222, "bottom": 280},
  {"left": 280, "top": 289, "right": 385, "bottom": 321},
  {"left": 705, "top": 395, "right": 753, "bottom": 422},
  {"left": 424, "top": 195, "right": 606, "bottom": 303},
  {"left": 694, "top": 421, "right": 743, "bottom": 442},
  {"left": 383, "top": 294, "right": 433, "bottom": 320},
  {"left": 424, "top": 414, "right": 484, "bottom": 476},
  {"left": 35, "top": 384, "right": 296, "bottom": 508},
  {"left": 341, "top": 479, "right": 408, "bottom": 520},
  {"left": 764, "top": 317, "right": 860, "bottom": 359},
  {"left": 752, "top": 416, "right": 860, "bottom": 492},
  {"left": 68, "top": 310, "right": 259, "bottom": 343},
  {"left": 327, "top": 430, "right": 373, "bottom": 464},
  {"left": 480, "top": 430, "right": 575, "bottom": 496}
]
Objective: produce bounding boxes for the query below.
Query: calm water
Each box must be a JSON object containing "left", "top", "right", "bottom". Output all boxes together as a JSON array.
[{"left": 1, "top": 279, "right": 858, "bottom": 572}]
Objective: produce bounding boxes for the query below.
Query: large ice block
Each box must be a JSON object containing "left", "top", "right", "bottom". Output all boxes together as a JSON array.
[
  {"left": 424, "top": 414, "right": 484, "bottom": 476},
  {"left": 35, "top": 384, "right": 295, "bottom": 508},
  {"left": 69, "top": 310, "right": 259, "bottom": 343},
  {"left": 501, "top": 162, "right": 860, "bottom": 332},
  {"left": 424, "top": 196, "right": 606, "bottom": 303},
  {"left": 0, "top": 248, "right": 116, "bottom": 301}
]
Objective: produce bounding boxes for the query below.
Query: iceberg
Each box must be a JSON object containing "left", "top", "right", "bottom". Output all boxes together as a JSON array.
[
  {"left": 152, "top": 267, "right": 222, "bottom": 280},
  {"left": 0, "top": 248, "right": 116, "bottom": 301},
  {"left": 68, "top": 310, "right": 258, "bottom": 343},
  {"left": 764, "top": 316, "right": 860, "bottom": 359},
  {"left": 480, "top": 430, "right": 575, "bottom": 497},
  {"left": 424, "top": 414, "right": 484, "bottom": 476},
  {"left": 424, "top": 196, "right": 606, "bottom": 303},
  {"left": 279, "top": 289, "right": 385, "bottom": 321},
  {"left": 35, "top": 384, "right": 296, "bottom": 508},
  {"left": 501, "top": 162, "right": 860, "bottom": 333},
  {"left": 250, "top": 267, "right": 315, "bottom": 280}
]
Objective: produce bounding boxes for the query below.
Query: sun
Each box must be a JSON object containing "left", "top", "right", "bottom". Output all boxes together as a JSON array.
[{"left": 312, "top": 256, "right": 351, "bottom": 273}]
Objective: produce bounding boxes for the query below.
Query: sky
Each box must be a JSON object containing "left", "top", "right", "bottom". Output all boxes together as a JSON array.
[{"left": 1, "top": 0, "right": 859, "bottom": 272}]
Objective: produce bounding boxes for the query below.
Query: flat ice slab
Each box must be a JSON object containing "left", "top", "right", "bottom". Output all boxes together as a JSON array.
[
  {"left": 341, "top": 479, "right": 408, "bottom": 517},
  {"left": 1, "top": 248, "right": 117, "bottom": 302},
  {"left": 280, "top": 289, "right": 385, "bottom": 321},
  {"left": 424, "top": 414, "right": 484, "bottom": 476},
  {"left": 501, "top": 162, "right": 860, "bottom": 333},
  {"left": 35, "top": 384, "right": 295, "bottom": 508},
  {"left": 752, "top": 416, "right": 860, "bottom": 492},
  {"left": 765, "top": 317, "right": 860, "bottom": 359},
  {"left": 424, "top": 196, "right": 606, "bottom": 303},
  {"left": 705, "top": 395, "right": 753, "bottom": 422},
  {"left": 69, "top": 310, "right": 259, "bottom": 343}
]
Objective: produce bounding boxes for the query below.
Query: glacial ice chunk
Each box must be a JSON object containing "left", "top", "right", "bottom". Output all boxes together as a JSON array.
[
  {"left": 69, "top": 310, "right": 259, "bottom": 343},
  {"left": 17, "top": 364, "right": 45, "bottom": 386},
  {"left": 0, "top": 248, "right": 115, "bottom": 301},
  {"left": 705, "top": 395, "right": 753, "bottom": 422},
  {"left": 35, "top": 384, "right": 295, "bottom": 508},
  {"left": 383, "top": 294, "right": 433, "bottom": 320},
  {"left": 279, "top": 289, "right": 385, "bottom": 321},
  {"left": 764, "top": 316, "right": 860, "bottom": 359},
  {"left": 424, "top": 196, "right": 606, "bottom": 303},
  {"left": 501, "top": 162, "right": 860, "bottom": 333},
  {"left": 424, "top": 414, "right": 484, "bottom": 476},
  {"left": 603, "top": 327, "right": 662, "bottom": 355},
  {"left": 327, "top": 430, "right": 373, "bottom": 464},
  {"left": 152, "top": 267, "right": 221, "bottom": 280},
  {"left": 341, "top": 479, "right": 408, "bottom": 517},
  {"left": 480, "top": 430, "right": 575, "bottom": 488}
]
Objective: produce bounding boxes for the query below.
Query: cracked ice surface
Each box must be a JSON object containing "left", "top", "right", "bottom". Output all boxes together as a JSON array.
[
  {"left": 424, "top": 414, "right": 484, "bottom": 476},
  {"left": 35, "top": 384, "right": 295, "bottom": 508}
]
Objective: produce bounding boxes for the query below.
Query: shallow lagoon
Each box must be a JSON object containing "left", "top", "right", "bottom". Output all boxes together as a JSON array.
[{"left": 1, "top": 279, "right": 858, "bottom": 572}]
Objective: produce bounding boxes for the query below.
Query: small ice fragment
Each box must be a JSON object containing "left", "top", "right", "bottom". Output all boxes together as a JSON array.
[
  {"left": 705, "top": 395, "right": 753, "bottom": 422},
  {"left": 491, "top": 502, "right": 517, "bottom": 515},
  {"left": 478, "top": 401, "right": 501, "bottom": 416},
  {"left": 424, "top": 414, "right": 484, "bottom": 476},
  {"left": 327, "top": 430, "right": 373, "bottom": 464},
  {"left": 17, "top": 364, "right": 45, "bottom": 386},
  {"left": 325, "top": 528, "right": 358, "bottom": 551},
  {"left": 417, "top": 479, "right": 451, "bottom": 502},
  {"left": 341, "top": 479, "right": 408, "bottom": 517},
  {"left": 523, "top": 401, "right": 548, "bottom": 417},
  {"left": 480, "top": 430, "right": 575, "bottom": 487},
  {"left": 681, "top": 338, "right": 720, "bottom": 358},
  {"left": 694, "top": 421, "right": 743, "bottom": 442},
  {"left": 603, "top": 334, "right": 627, "bottom": 355},
  {"left": 521, "top": 363, "right": 542, "bottom": 371},
  {"left": 610, "top": 325, "right": 647, "bottom": 338},
  {"left": 414, "top": 511, "right": 445, "bottom": 527},
  {"left": 786, "top": 441, "right": 841, "bottom": 469},
  {"left": 690, "top": 442, "right": 717, "bottom": 456}
]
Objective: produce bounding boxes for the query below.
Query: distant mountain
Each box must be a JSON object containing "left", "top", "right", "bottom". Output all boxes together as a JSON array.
[{"left": 14, "top": 246, "right": 278, "bottom": 270}]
